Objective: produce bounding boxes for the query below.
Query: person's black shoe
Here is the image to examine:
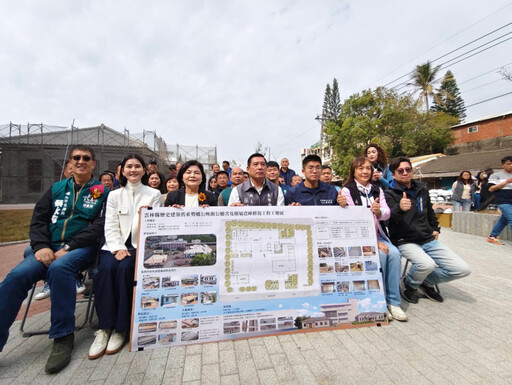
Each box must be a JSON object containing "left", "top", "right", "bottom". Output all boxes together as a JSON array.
[
  {"left": 82, "top": 287, "right": 92, "bottom": 298},
  {"left": 420, "top": 284, "right": 444, "bottom": 303},
  {"left": 401, "top": 278, "right": 419, "bottom": 304},
  {"left": 45, "top": 333, "right": 74, "bottom": 374}
]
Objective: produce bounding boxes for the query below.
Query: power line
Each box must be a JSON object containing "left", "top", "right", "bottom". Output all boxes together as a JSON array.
[
  {"left": 367, "top": 2, "right": 512, "bottom": 88},
  {"left": 465, "top": 90, "right": 512, "bottom": 107},
  {"left": 383, "top": 21, "right": 512, "bottom": 88},
  {"left": 458, "top": 62, "right": 512, "bottom": 85},
  {"left": 462, "top": 78, "right": 503, "bottom": 93},
  {"left": 391, "top": 34, "right": 512, "bottom": 91}
]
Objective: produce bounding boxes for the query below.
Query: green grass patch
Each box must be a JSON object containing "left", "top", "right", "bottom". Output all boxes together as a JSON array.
[{"left": 0, "top": 210, "right": 33, "bottom": 243}]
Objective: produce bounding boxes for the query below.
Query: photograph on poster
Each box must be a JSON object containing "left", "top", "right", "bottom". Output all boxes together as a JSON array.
[
  {"left": 223, "top": 321, "right": 240, "bottom": 334},
  {"left": 277, "top": 317, "right": 294, "bottom": 329},
  {"left": 321, "top": 281, "right": 335, "bottom": 293},
  {"left": 142, "top": 277, "right": 160, "bottom": 290},
  {"left": 318, "top": 247, "right": 332, "bottom": 258},
  {"left": 144, "top": 234, "right": 216, "bottom": 269},
  {"left": 161, "top": 295, "right": 179, "bottom": 308},
  {"left": 158, "top": 333, "right": 176, "bottom": 345},
  {"left": 181, "top": 275, "right": 198, "bottom": 287},
  {"left": 181, "top": 293, "right": 198, "bottom": 305},
  {"left": 141, "top": 296, "right": 159, "bottom": 309},
  {"left": 200, "top": 275, "right": 217, "bottom": 285},
  {"left": 241, "top": 319, "right": 258, "bottom": 332},
  {"left": 335, "top": 263, "right": 349, "bottom": 273},
  {"left": 350, "top": 262, "right": 364, "bottom": 272},
  {"left": 363, "top": 246, "right": 376, "bottom": 256},
  {"left": 364, "top": 261, "right": 379, "bottom": 272},
  {"left": 337, "top": 281, "right": 351, "bottom": 292},
  {"left": 348, "top": 246, "right": 362, "bottom": 257},
  {"left": 261, "top": 323, "right": 276, "bottom": 331},
  {"left": 319, "top": 263, "right": 334, "bottom": 274},
  {"left": 182, "top": 331, "right": 199, "bottom": 341},
  {"left": 181, "top": 318, "right": 199, "bottom": 328},
  {"left": 367, "top": 280, "right": 381, "bottom": 290},
  {"left": 138, "top": 322, "right": 157, "bottom": 333},
  {"left": 162, "top": 277, "right": 180, "bottom": 288},
  {"left": 138, "top": 335, "right": 156, "bottom": 346},
  {"left": 201, "top": 291, "right": 217, "bottom": 304},
  {"left": 333, "top": 247, "right": 346, "bottom": 258},
  {"left": 353, "top": 280, "right": 366, "bottom": 291},
  {"left": 159, "top": 320, "right": 177, "bottom": 330}
]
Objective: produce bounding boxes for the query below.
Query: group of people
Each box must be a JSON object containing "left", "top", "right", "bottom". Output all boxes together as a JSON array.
[{"left": 4, "top": 143, "right": 512, "bottom": 375}]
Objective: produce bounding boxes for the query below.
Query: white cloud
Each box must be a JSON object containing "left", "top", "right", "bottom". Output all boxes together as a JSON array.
[{"left": 1, "top": 0, "right": 510, "bottom": 169}]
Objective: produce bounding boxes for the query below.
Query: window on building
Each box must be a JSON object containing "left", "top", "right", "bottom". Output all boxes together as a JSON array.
[
  {"left": 27, "top": 159, "right": 42, "bottom": 193},
  {"left": 467, "top": 126, "right": 478, "bottom": 133}
]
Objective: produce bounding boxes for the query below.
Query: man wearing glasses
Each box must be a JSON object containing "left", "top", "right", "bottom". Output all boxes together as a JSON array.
[
  {"left": 284, "top": 155, "right": 346, "bottom": 206},
  {"left": 385, "top": 157, "right": 471, "bottom": 304},
  {"left": 0, "top": 145, "right": 109, "bottom": 374}
]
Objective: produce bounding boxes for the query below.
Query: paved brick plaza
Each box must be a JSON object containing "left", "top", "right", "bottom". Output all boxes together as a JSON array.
[{"left": 1, "top": 229, "right": 511, "bottom": 385}]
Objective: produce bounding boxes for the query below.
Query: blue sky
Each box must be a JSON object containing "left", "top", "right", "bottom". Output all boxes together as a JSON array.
[{"left": 2, "top": 0, "right": 511, "bottom": 171}]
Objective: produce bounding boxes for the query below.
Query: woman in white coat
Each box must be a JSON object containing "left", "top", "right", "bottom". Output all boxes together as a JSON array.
[{"left": 88, "top": 154, "right": 161, "bottom": 359}]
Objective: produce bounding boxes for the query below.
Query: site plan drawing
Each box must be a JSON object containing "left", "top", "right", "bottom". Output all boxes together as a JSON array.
[{"left": 219, "top": 219, "right": 318, "bottom": 301}]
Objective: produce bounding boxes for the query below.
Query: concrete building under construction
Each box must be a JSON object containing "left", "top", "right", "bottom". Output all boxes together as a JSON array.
[{"left": 0, "top": 122, "right": 217, "bottom": 203}]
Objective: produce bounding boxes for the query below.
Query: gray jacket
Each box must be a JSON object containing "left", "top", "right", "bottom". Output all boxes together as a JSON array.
[{"left": 236, "top": 179, "right": 280, "bottom": 206}]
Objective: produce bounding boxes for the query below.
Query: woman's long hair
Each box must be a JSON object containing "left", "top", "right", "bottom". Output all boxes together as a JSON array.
[
  {"left": 119, "top": 154, "right": 149, "bottom": 187},
  {"left": 457, "top": 170, "right": 474, "bottom": 185},
  {"left": 343, "top": 156, "right": 374, "bottom": 187},
  {"left": 177, "top": 160, "right": 207, "bottom": 190},
  {"left": 363, "top": 143, "right": 388, "bottom": 170}
]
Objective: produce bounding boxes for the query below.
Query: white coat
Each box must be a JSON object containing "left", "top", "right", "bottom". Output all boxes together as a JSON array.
[{"left": 104, "top": 181, "right": 162, "bottom": 252}]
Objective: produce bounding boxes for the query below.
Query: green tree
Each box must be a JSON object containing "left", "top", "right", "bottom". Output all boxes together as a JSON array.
[
  {"left": 190, "top": 253, "right": 215, "bottom": 266},
  {"left": 432, "top": 70, "right": 466, "bottom": 122},
  {"left": 324, "top": 87, "right": 456, "bottom": 177},
  {"left": 409, "top": 61, "right": 441, "bottom": 110},
  {"left": 322, "top": 78, "right": 341, "bottom": 122}
]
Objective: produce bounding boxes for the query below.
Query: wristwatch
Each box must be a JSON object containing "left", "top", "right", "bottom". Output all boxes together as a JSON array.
[{"left": 63, "top": 244, "right": 71, "bottom": 252}]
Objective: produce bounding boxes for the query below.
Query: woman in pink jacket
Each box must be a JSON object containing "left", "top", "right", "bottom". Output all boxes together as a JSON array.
[{"left": 340, "top": 156, "right": 407, "bottom": 322}]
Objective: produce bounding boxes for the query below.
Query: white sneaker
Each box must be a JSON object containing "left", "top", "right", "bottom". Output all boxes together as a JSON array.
[
  {"left": 387, "top": 304, "right": 408, "bottom": 322},
  {"left": 106, "top": 332, "right": 125, "bottom": 355},
  {"left": 35, "top": 283, "right": 50, "bottom": 300},
  {"left": 88, "top": 329, "right": 111, "bottom": 359},
  {"left": 76, "top": 280, "right": 86, "bottom": 294},
  {"left": 386, "top": 310, "right": 393, "bottom": 322}
]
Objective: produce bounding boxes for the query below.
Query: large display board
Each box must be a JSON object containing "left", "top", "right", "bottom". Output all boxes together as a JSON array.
[{"left": 130, "top": 206, "right": 387, "bottom": 351}]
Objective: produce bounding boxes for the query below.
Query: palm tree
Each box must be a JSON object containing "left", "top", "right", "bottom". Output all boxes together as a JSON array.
[{"left": 409, "top": 61, "right": 441, "bottom": 110}]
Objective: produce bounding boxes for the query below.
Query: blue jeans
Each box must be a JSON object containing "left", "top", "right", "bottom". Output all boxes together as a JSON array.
[
  {"left": 398, "top": 240, "right": 471, "bottom": 289},
  {"left": 378, "top": 238, "right": 402, "bottom": 306},
  {"left": 490, "top": 204, "right": 512, "bottom": 237},
  {"left": 453, "top": 199, "right": 471, "bottom": 212},
  {"left": 474, "top": 193, "right": 481, "bottom": 210},
  {"left": 0, "top": 244, "right": 96, "bottom": 351}
]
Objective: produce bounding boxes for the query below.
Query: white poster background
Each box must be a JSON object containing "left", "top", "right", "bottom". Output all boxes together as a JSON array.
[{"left": 130, "top": 206, "right": 386, "bottom": 351}]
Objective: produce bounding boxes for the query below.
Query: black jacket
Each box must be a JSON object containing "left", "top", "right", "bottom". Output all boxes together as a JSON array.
[
  {"left": 164, "top": 188, "right": 218, "bottom": 207},
  {"left": 384, "top": 180, "right": 440, "bottom": 246}
]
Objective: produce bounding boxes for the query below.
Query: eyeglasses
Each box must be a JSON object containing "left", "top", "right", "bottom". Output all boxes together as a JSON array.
[
  {"left": 72, "top": 155, "right": 92, "bottom": 162},
  {"left": 395, "top": 167, "right": 412, "bottom": 175}
]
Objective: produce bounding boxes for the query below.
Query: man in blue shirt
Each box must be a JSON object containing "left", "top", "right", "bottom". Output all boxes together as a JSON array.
[
  {"left": 279, "top": 158, "right": 296, "bottom": 186},
  {"left": 285, "top": 155, "right": 347, "bottom": 206}
]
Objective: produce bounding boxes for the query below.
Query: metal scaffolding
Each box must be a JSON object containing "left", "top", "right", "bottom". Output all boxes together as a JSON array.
[{"left": 0, "top": 122, "right": 217, "bottom": 203}]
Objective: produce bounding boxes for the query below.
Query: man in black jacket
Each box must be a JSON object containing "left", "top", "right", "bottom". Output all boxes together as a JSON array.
[
  {"left": 0, "top": 145, "right": 108, "bottom": 374},
  {"left": 385, "top": 157, "right": 471, "bottom": 304}
]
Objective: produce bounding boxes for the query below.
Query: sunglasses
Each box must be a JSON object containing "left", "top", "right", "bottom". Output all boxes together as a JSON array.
[
  {"left": 395, "top": 167, "right": 412, "bottom": 175},
  {"left": 72, "top": 155, "right": 92, "bottom": 162}
]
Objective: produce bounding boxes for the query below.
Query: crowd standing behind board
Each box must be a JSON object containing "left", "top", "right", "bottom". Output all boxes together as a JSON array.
[{"left": 12, "top": 146, "right": 512, "bottom": 374}]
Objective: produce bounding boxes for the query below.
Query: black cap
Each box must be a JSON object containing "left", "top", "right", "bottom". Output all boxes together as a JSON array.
[{"left": 149, "top": 159, "right": 157, "bottom": 164}]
